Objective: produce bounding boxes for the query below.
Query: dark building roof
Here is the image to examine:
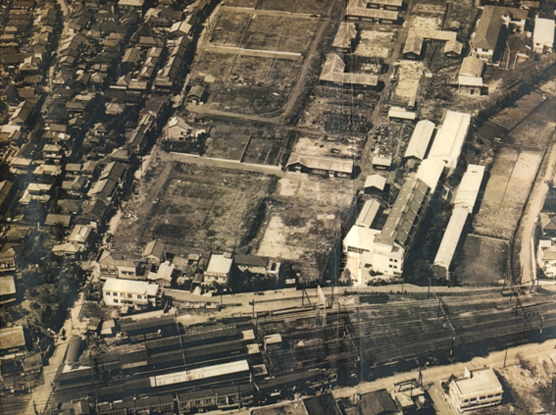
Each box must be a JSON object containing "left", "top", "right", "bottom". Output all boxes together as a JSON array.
[
  {"left": 473, "top": 6, "right": 527, "bottom": 50},
  {"left": 359, "top": 389, "right": 399, "bottom": 415},
  {"left": 304, "top": 394, "right": 342, "bottom": 415},
  {"left": 375, "top": 178, "right": 430, "bottom": 248},
  {"left": 234, "top": 254, "right": 270, "bottom": 268}
]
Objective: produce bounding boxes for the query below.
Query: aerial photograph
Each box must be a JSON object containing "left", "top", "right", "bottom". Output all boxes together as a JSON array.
[{"left": 0, "top": 0, "right": 555, "bottom": 413}]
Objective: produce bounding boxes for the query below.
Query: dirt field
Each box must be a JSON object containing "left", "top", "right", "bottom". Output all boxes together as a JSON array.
[
  {"left": 254, "top": 175, "right": 355, "bottom": 276},
  {"left": 190, "top": 51, "right": 236, "bottom": 86},
  {"left": 211, "top": 56, "right": 301, "bottom": 114},
  {"left": 204, "top": 133, "right": 250, "bottom": 160},
  {"left": 474, "top": 148, "right": 541, "bottom": 240},
  {"left": 354, "top": 30, "right": 396, "bottom": 59},
  {"left": 257, "top": 0, "right": 328, "bottom": 14},
  {"left": 454, "top": 235, "right": 508, "bottom": 285},
  {"left": 503, "top": 97, "right": 556, "bottom": 149},
  {"left": 497, "top": 350, "right": 556, "bottom": 415},
  {"left": 392, "top": 61, "right": 425, "bottom": 104},
  {"left": 209, "top": 11, "right": 251, "bottom": 47},
  {"left": 243, "top": 135, "right": 287, "bottom": 165},
  {"left": 242, "top": 15, "right": 318, "bottom": 53},
  {"left": 115, "top": 159, "right": 277, "bottom": 255},
  {"left": 487, "top": 92, "right": 545, "bottom": 131},
  {"left": 224, "top": 0, "right": 257, "bottom": 7}
]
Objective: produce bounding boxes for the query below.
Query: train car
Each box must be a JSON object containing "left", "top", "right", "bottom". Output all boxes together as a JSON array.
[
  {"left": 97, "top": 377, "right": 152, "bottom": 401},
  {"left": 55, "top": 365, "right": 97, "bottom": 387},
  {"left": 176, "top": 382, "right": 253, "bottom": 414},
  {"left": 135, "top": 394, "right": 175, "bottom": 414},
  {"left": 179, "top": 325, "right": 238, "bottom": 349},
  {"left": 255, "top": 369, "right": 325, "bottom": 403},
  {"left": 148, "top": 349, "right": 186, "bottom": 370},
  {"left": 185, "top": 340, "right": 244, "bottom": 364}
]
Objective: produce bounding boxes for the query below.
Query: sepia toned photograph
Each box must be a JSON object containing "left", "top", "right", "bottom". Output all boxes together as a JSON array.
[{"left": 0, "top": 0, "right": 555, "bottom": 414}]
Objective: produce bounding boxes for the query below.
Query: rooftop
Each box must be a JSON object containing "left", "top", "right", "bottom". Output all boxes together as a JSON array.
[
  {"left": 428, "top": 111, "right": 470, "bottom": 170},
  {"left": 286, "top": 153, "right": 354, "bottom": 174},
  {"left": 451, "top": 368, "right": 503, "bottom": 399},
  {"left": 356, "top": 199, "right": 381, "bottom": 228},
  {"left": 206, "top": 253, "right": 233, "bottom": 275},
  {"left": 103, "top": 278, "right": 159, "bottom": 296},
  {"left": 0, "top": 276, "right": 16, "bottom": 296},
  {"left": 0, "top": 326, "right": 25, "bottom": 350},
  {"left": 434, "top": 205, "right": 469, "bottom": 269},
  {"left": 404, "top": 120, "right": 436, "bottom": 161},
  {"left": 453, "top": 164, "right": 486, "bottom": 211}
]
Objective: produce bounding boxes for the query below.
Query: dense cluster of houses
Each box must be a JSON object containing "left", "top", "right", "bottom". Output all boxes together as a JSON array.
[{"left": 97, "top": 238, "right": 283, "bottom": 312}]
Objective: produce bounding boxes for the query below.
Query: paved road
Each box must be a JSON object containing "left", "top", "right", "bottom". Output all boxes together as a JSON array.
[
  {"left": 518, "top": 127, "right": 556, "bottom": 285},
  {"left": 204, "top": 45, "right": 302, "bottom": 60},
  {"left": 332, "top": 339, "right": 556, "bottom": 414}
]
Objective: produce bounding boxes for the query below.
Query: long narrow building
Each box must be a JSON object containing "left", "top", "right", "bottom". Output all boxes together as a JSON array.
[{"left": 428, "top": 111, "right": 471, "bottom": 173}]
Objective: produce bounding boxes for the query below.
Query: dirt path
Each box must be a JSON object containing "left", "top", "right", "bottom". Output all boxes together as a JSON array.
[{"left": 518, "top": 130, "right": 556, "bottom": 284}]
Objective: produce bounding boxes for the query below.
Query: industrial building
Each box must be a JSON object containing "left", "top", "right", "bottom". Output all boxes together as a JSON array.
[
  {"left": 427, "top": 111, "right": 471, "bottom": 173},
  {"left": 533, "top": 17, "right": 555, "bottom": 53},
  {"left": 404, "top": 120, "right": 435, "bottom": 162},
  {"left": 433, "top": 164, "right": 485, "bottom": 280},
  {"left": 415, "top": 157, "right": 445, "bottom": 193},
  {"left": 286, "top": 153, "right": 354, "bottom": 178}
]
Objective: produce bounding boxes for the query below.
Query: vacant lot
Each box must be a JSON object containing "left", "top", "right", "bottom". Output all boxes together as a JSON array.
[
  {"left": 190, "top": 51, "right": 236, "bottom": 86},
  {"left": 254, "top": 175, "right": 355, "bottom": 270},
  {"left": 503, "top": 97, "right": 556, "bottom": 149},
  {"left": 243, "top": 135, "right": 287, "bottom": 165},
  {"left": 116, "top": 160, "right": 276, "bottom": 255},
  {"left": 354, "top": 30, "right": 396, "bottom": 59},
  {"left": 213, "top": 56, "right": 301, "bottom": 114},
  {"left": 242, "top": 15, "right": 318, "bottom": 53},
  {"left": 474, "top": 148, "right": 541, "bottom": 240},
  {"left": 489, "top": 92, "right": 545, "bottom": 131},
  {"left": 257, "top": 0, "right": 328, "bottom": 14},
  {"left": 209, "top": 11, "right": 251, "bottom": 47},
  {"left": 454, "top": 235, "right": 508, "bottom": 285},
  {"left": 393, "top": 60, "right": 424, "bottom": 103},
  {"left": 224, "top": 0, "right": 257, "bottom": 7}
]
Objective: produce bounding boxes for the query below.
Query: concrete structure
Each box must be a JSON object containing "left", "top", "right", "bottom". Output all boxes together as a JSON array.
[
  {"left": 458, "top": 57, "right": 485, "bottom": 96},
  {"left": 533, "top": 17, "right": 555, "bottom": 53},
  {"left": 448, "top": 367, "right": 503, "bottom": 413},
  {"left": 102, "top": 278, "right": 162, "bottom": 310},
  {"left": 404, "top": 120, "right": 435, "bottom": 162},
  {"left": 203, "top": 253, "right": 233, "bottom": 286},
  {"left": 428, "top": 111, "right": 471, "bottom": 173},
  {"left": 344, "top": 179, "right": 430, "bottom": 281}
]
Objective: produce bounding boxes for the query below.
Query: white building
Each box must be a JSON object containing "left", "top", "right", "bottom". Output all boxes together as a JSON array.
[
  {"left": 404, "top": 120, "right": 436, "bottom": 161},
  {"left": 102, "top": 278, "right": 162, "bottom": 309},
  {"left": 355, "top": 199, "right": 381, "bottom": 228},
  {"left": 343, "top": 179, "right": 430, "bottom": 282},
  {"left": 537, "top": 239, "right": 556, "bottom": 277},
  {"left": 203, "top": 253, "right": 233, "bottom": 286},
  {"left": 533, "top": 17, "right": 555, "bottom": 54},
  {"left": 428, "top": 111, "right": 471, "bottom": 173},
  {"left": 454, "top": 164, "right": 486, "bottom": 211},
  {"left": 415, "top": 157, "right": 445, "bottom": 192},
  {"left": 448, "top": 367, "right": 503, "bottom": 413}
]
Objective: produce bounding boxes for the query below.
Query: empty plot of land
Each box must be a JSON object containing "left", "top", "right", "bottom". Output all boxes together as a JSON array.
[
  {"left": 190, "top": 52, "right": 236, "bottom": 85},
  {"left": 212, "top": 56, "right": 301, "bottom": 115},
  {"left": 257, "top": 0, "right": 328, "bottom": 14},
  {"left": 455, "top": 235, "right": 508, "bottom": 285},
  {"left": 224, "top": 0, "right": 257, "bottom": 7},
  {"left": 116, "top": 161, "right": 276, "bottom": 254},
  {"left": 473, "top": 148, "right": 541, "bottom": 239},
  {"left": 205, "top": 133, "right": 250, "bottom": 161},
  {"left": 394, "top": 61, "right": 424, "bottom": 101},
  {"left": 503, "top": 97, "right": 556, "bottom": 149},
  {"left": 254, "top": 176, "right": 354, "bottom": 263},
  {"left": 209, "top": 11, "right": 251, "bottom": 47},
  {"left": 242, "top": 15, "right": 318, "bottom": 53},
  {"left": 243, "top": 136, "right": 286, "bottom": 165},
  {"left": 489, "top": 92, "right": 545, "bottom": 131},
  {"left": 354, "top": 30, "right": 395, "bottom": 59},
  {"left": 410, "top": 14, "right": 443, "bottom": 30}
]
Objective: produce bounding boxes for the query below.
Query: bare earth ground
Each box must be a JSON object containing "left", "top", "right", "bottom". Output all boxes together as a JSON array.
[
  {"left": 209, "top": 11, "right": 251, "bottom": 47},
  {"left": 455, "top": 235, "right": 509, "bottom": 286},
  {"left": 392, "top": 61, "right": 424, "bottom": 104},
  {"left": 256, "top": 0, "right": 328, "bottom": 14},
  {"left": 254, "top": 175, "right": 355, "bottom": 274},
  {"left": 115, "top": 155, "right": 277, "bottom": 256},
  {"left": 354, "top": 30, "right": 396, "bottom": 59}
]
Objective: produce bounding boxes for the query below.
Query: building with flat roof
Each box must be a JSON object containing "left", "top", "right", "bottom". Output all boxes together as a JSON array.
[
  {"left": 404, "top": 120, "right": 435, "bottom": 162},
  {"left": 102, "top": 278, "right": 162, "bottom": 310},
  {"left": 448, "top": 367, "right": 503, "bottom": 413},
  {"left": 428, "top": 111, "right": 471, "bottom": 173},
  {"left": 533, "top": 17, "right": 555, "bottom": 53},
  {"left": 204, "top": 253, "right": 233, "bottom": 286}
]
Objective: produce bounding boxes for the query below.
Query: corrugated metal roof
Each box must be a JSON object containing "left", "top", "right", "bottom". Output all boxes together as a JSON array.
[
  {"left": 356, "top": 199, "right": 381, "bottom": 228},
  {"left": 454, "top": 164, "right": 485, "bottom": 211},
  {"left": 404, "top": 120, "right": 435, "bottom": 160},
  {"left": 428, "top": 111, "right": 470, "bottom": 170},
  {"left": 433, "top": 205, "right": 469, "bottom": 269}
]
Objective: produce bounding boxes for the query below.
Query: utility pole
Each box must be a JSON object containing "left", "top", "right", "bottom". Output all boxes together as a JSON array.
[{"left": 503, "top": 349, "right": 508, "bottom": 368}]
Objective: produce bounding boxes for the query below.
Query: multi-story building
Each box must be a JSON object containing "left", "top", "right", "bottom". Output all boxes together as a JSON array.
[
  {"left": 448, "top": 367, "right": 503, "bottom": 413},
  {"left": 102, "top": 277, "right": 162, "bottom": 310},
  {"left": 203, "top": 253, "right": 233, "bottom": 286}
]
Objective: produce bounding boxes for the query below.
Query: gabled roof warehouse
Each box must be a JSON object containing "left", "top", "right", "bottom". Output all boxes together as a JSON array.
[
  {"left": 454, "top": 164, "right": 486, "bottom": 211},
  {"left": 428, "top": 111, "right": 470, "bottom": 171},
  {"left": 404, "top": 120, "right": 435, "bottom": 160},
  {"left": 375, "top": 178, "right": 430, "bottom": 248},
  {"left": 434, "top": 205, "right": 469, "bottom": 270},
  {"left": 415, "top": 157, "right": 445, "bottom": 192},
  {"left": 356, "top": 199, "right": 381, "bottom": 228}
]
